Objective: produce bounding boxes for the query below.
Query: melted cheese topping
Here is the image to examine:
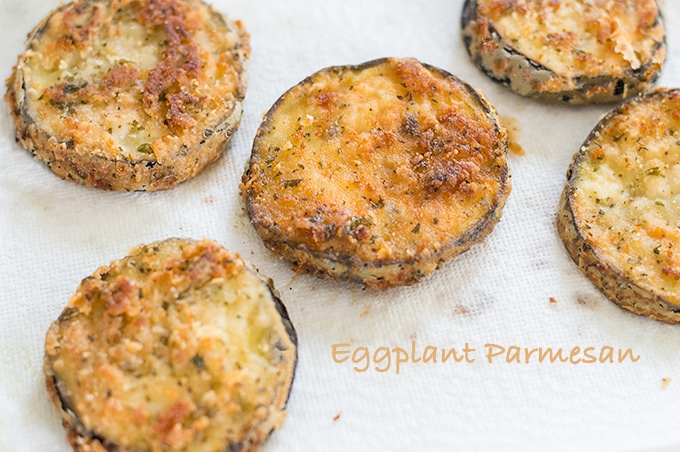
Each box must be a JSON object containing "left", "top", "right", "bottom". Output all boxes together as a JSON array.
[
  {"left": 571, "top": 90, "right": 680, "bottom": 306},
  {"left": 478, "top": 0, "right": 663, "bottom": 79},
  {"left": 21, "top": 0, "right": 248, "bottom": 164},
  {"left": 244, "top": 58, "right": 509, "bottom": 265},
  {"left": 44, "top": 239, "right": 295, "bottom": 451}
]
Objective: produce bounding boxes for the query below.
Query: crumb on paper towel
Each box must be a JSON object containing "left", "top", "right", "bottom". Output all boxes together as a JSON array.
[
  {"left": 333, "top": 412, "right": 341, "bottom": 422},
  {"left": 500, "top": 115, "right": 524, "bottom": 156},
  {"left": 549, "top": 297, "right": 558, "bottom": 304},
  {"left": 662, "top": 377, "right": 671, "bottom": 390},
  {"left": 453, "top": 305, "right": 470, "bottom": 315}
]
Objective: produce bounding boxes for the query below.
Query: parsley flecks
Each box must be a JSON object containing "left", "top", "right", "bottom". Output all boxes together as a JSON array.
[{"left": 282, "top": 178, "right": 302, "bottom": 188}]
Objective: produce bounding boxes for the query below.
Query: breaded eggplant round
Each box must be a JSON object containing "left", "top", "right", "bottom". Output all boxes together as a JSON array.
[
  {"left": 5, "top": 0, "right": 249, "bottom": 191},
  {"left": 558, "top": 89, "right": 680, "bottom": 323},
  {"left": 461, "top": 0, "right": 666, "bottom": 104},
  {"left": 44, "top": 238, "right": 297, "bottom": 451},
  {"left": 242, "top": 57, "right": 511, "bottom": 289}
]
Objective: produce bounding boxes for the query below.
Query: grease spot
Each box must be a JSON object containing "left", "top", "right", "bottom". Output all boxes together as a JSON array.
[
  {"left": 359, "top": 304, "right": 370, "bottom": 317},
  {"left": 451, "top": 291, "right": 496, "bottom": 317},
  {"left": 576, "top": 292, "right": 600, "bottom": 309}
]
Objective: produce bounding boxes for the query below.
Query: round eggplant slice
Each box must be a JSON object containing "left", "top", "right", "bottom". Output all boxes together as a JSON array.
[
  {"left": 44, "top": 238, "right": 297, "bottom": 451},
  {"left": 461, "top": 0, "right": 666, "bottom": 104},
  {"left": 5, "top": 0, "right": 249, "bottom": 191},
  {"left": 558, "top": 88, "right": 680, "bottom": 323},
  {"left": 242, "top": 57, "right": 511, "bottom": 290}
]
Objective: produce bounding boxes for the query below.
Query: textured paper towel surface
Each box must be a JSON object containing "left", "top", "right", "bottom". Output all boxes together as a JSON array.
[{"left": 1, "top": 1, "right": 680, "bottom": 451}]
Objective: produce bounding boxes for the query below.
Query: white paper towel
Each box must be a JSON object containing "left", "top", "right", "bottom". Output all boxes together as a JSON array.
[{"left": 1, "top": 1, "right": 679, "bottom": 451}]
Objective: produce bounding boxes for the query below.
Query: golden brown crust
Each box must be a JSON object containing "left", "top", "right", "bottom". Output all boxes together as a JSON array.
[
  {"left": 242, "top": 57, "right": 511, "bottom": 289},
  {"left": 44, "top": 238, "right": 297, "bottom": 451},
  {"left": 461, "top": 0, "right": 666, "bottom": 104},
  {"left": 5, "top": 0, "right": 249, "bottom": 191},
  {"left": 558, "top": 88, "right": 680, "bottom": 323}
]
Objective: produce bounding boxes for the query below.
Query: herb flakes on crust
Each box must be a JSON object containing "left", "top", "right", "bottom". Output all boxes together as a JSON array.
[
  {"left": 558, "top": 88, "right": 680, "bottom": 323},
  {"left": 5, "top": 0, "right": 249, "bottom": 191},
  {"left": 242, "top": 57, "right": 511, "bottom": 289},
  {"left": 44, "top": 238, "right": 297, "bottom": 451},
  {"left": 462, "top": 0, "right": 666, "bottom": 104}
]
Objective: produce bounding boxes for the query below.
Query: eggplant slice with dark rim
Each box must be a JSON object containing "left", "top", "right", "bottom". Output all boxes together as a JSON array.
[
  {"left": 461, "top": 0, "right": 666, "bottom": 104},
  {"left": 558, "top": 88, "right": 680, "bottom": 323},
  {"left": 44, "top": 238, "right": 297, "bottom": 451},
  {"left": 5, "top": 0, "right": 249, "bottom": 191},
  {"left": 241, "top": 57, "right": 511, "bottom": 289}
]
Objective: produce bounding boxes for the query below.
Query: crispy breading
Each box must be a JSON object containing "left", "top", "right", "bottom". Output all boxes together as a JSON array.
[
  {"left": 5, "top": 0, "right": 249, "bottom": 191},
  {"left": 558, "top": 89, "right": 680, "bottom": 323},
  {"left": 462, "top": 0, "right": 666, "bottom": 103},
  {"left": 242, "top": 58, "right": 511, "bottom": 289},
  {"left": 44, "top": 238, "right": 297, "bottom": 450}
]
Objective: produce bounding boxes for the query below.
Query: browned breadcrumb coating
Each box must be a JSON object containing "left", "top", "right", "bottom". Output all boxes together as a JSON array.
[
  {"left": 462, "top": 0, "right": 666, "bottom": 103},
  {"left": 558, "top": 89, "right": 680, "bottom": 323},
  {"left": 5, "top": 0, "right": 249, "bottom": 191},
  {"left": 44, "top": 238, "right": 297, "bottom": 451},
  {"left": 242, "top": 57, "right": 511, "bottom": 289}
]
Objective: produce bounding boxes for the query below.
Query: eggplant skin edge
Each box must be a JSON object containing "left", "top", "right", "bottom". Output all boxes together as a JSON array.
[
  {"left": 249, "top": 196, "right": 510, "bottom": 291},
  {"left": 461, "top": 0, "right": 667, "bottom": 105},
  {"left": 557, "top": 89, "right": 680, "bottom": 324},
  {"left": 557, "top": 190, "right": 680, "bottom": 324}
]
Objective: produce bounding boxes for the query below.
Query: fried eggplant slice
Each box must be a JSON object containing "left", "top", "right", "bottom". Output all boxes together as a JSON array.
[
  {"left": 5, "top": 0, "right": 249, "bottom": 191},
  {"left": 558, "top": 88, "right": 680, "bottom": 323},
  {"left": 44, "top": 238, "right": 297, "bottom": 451},
  {"left": 242, "top": 57, "right": 511, "bottom": 289},
  {"left": 461, "top": 0, "right": 666, "bottom": 104}
]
